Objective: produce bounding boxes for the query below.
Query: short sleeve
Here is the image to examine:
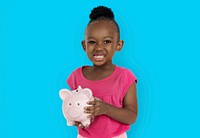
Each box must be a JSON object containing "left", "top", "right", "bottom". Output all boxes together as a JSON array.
[
  {"left": 122, "top": 69, "right": 137, "bottom": 97},
  {"left": 66, "top": 71, "right": 77, "bottom": 90}
]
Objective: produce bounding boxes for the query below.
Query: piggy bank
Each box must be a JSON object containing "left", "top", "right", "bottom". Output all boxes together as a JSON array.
[{"left": 59, "top": 86, "right": 93, "bottom": 127}]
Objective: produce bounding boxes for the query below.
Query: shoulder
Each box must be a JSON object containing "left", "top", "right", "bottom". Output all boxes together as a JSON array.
[
  {"left": 115, "top": 66, "right": 137, "bottom": 82},
  {"left": 69, "top": 66, "right": 83, "bottom": 75},
  {"left": 67, "top": 66, "right": 83, "bottom": 81},
  {"left": 66, "top": 66, "right": 83, "bottom": 90},
  {"left": 116, "top": 66, "right": 135, "bottom": 75}
]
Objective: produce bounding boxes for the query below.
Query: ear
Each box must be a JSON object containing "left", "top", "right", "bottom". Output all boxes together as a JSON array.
[
  {"left": 73, "top": 85, "right": 82, "bottom": 93},
  {"left": 59, "top": 89, "right": 72, "bottom": 100},
  {"left": 77, "top": 85, "right": 82, "bottom": 90},
  {"left": 116, "top": 40, "right": 124, "bottom": 51},
  {"left": 81, "top": 40, "right": 86, "bottom": 51},
  {"left": 81, "top": 88, "right": 92, "bottom": 99}
]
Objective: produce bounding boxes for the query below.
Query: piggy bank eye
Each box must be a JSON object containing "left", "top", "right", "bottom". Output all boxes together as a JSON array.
[
  {"left": 76, "top": 90, "right": 78, "bottom": 92},
  {"left": 77, "top": 103, "right": 80, "bottom": 106},
  {"left": 69, "top": 103, "right": 72, "bottom": 106}
]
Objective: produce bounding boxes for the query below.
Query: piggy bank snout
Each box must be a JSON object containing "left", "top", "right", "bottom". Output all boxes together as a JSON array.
[{"left": 68, "top": 108, "right": 82, "bottom": 118}]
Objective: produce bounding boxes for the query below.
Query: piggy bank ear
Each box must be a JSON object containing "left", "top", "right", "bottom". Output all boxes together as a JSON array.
[
  {"left": 59, "top": 89, "right": 71, "bottom": 100},
  {"left": 82, "top": 88, "right": 93, "bottom": 99}
]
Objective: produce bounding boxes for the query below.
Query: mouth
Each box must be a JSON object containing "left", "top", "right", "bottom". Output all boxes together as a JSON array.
[{"left": 93, "top": 54, "right": 105, "bottom": 61}]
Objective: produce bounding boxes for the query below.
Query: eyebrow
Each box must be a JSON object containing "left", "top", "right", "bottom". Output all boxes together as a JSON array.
[
  {"left": 86, "top": 37, "right": 95, "bottom": 39},
  {"left": 87, "top": 36, "right": 113, "bottom": 39},
  {"left": 104, "top": 36, "right": 113, "bottom": 39}
]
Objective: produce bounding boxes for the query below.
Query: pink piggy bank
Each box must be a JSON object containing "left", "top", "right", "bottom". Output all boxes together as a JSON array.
[{"left": 59, "top": 86, "right": 93, "bottom": 127}]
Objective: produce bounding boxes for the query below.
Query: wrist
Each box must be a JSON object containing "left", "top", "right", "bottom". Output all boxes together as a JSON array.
[{"left": 103, "top": 103, "right": 115, "bottom": 115}]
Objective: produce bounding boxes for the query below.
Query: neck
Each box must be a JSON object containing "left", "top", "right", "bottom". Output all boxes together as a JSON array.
[{"left": 92, "top": 62, "right": 115, "bottom": 71}]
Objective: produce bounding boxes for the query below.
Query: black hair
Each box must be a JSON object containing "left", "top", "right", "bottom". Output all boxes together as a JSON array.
[{"left": 88, "top": 6, "right": 120, "bottom": 39}]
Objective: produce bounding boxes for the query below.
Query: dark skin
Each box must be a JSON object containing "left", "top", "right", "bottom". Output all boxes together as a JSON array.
[{"left": 74, "top": 20, "right": 138, "bottom": 128}]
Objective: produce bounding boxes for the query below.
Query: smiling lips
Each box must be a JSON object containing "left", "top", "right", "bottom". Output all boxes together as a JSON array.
[{"left": 93, "top": 54, "right": 105, "bottom": 61}]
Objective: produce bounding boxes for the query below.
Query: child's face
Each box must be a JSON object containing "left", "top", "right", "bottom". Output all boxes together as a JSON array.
[{"left": 82, "top": 21, "right": 123, "bottom": 67}]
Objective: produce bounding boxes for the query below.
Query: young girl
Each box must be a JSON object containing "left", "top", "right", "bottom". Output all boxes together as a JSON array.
[{"left": 67, "top": 6, "right": 138, "bottom": 138}]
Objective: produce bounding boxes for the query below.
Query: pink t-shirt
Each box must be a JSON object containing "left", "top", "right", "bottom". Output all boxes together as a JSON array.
[{"left": 67, "top": 66, "right": 137, "bottom": 138}]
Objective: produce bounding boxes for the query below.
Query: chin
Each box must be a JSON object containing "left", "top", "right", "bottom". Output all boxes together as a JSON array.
[
  {"left": 93, "top": 61, "right": 105, "bottom": 67},
  {"left": 93, "top": 63, "right": 104, "bottom": 67}
]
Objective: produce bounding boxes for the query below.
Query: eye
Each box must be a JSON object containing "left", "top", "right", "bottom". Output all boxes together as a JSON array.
[
  {"left": 69, "top": 103, "right": 72, "bottom": 106},
  {"left": 88, "top": 41, "right": 96, "bottom": 45},
  {"left": 77, "top": 103, "right": 80, "bottom": 106},
  {"left": 104, "top": 40, "right": 112, "bottom": 44}
]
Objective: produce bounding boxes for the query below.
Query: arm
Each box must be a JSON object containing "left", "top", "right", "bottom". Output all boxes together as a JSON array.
[{"left": 85, "top": 82, "right": 138, "bottom": 124}]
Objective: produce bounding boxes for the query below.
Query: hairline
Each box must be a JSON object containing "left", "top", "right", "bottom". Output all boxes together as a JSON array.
[{"left": 86, "top": 19, "right": 120, "bottom": 40}]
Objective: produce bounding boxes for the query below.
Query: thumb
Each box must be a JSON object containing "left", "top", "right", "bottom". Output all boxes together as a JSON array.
[{"left": 94, "top": 97, "right": 101, "bottom": 101}]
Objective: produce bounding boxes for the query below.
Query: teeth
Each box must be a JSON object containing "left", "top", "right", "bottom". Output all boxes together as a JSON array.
[
  {"left": 94, "top": 56, "right": 103, "bottom": 58},
  {"left": 94, "top": 55, "right": 104, "bottom": 61}
]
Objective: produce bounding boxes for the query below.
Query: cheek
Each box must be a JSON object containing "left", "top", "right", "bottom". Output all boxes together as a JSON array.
[
  {"left": 106, "top": 45, "right": 116, "bottom": 51},
  {"left": 86, "top": 45, "right": 94, "bottom": 51},
  {"left": 86, "top": 47, "right": 94, "bottom": 57}
]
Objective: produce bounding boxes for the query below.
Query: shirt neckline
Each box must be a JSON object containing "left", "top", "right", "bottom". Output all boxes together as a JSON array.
[{"left": 79, "top": 65, "right": 119, "bottom": 83}]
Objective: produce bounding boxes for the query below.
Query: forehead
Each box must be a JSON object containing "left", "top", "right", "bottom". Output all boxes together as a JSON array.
[{"left": 85, "top": 21, "right": 118, "bottom": 38}]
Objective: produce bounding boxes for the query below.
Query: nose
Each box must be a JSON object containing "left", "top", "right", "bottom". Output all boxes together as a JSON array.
[
  {"left": 95, "top": 42, "right": 104, "bottom": 50},
  {"left": 68, "top": 108, "right": 81, "bottom": 118}
]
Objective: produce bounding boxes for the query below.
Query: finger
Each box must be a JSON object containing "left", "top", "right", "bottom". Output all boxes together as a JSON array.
[
  {"left": 84, "top": 106, "right": 95, "bottom": 114},
  {"left": 94, "top": 97, "right": 101, "bottom": 101},
  {"left": 90, "top": 117, "right": 94, "bottom": 122},
  {"left": 84, "top": 109, "right": 95, "bottom": 114},
  {"left": 85, "top": 124, "right": 89, "bottom": 128},
  {"left": 93, "top": 107, "right": 101, "bottom": 116},
  {"left": 87, "top": 114, "right": 94, "bottom": 119},
  {"left": 84, "top": 110, "right": 93, "bottom": 114},
  {"left": 74, "top": 121, "right": 84, "bottom": 127},
  {"left": 87, "top": 100, "right": 96, "bottom": 105},
  {"left": 78, "top": 124, "right": 83, "bottom": 128},
  {"left": 84, "top": 105, "right": 95, "bottom": 111},
  {"left": 74, "top": 122, "right": 84, "bottom": 128},
  {"left": 73, "top": 121, "right": 79, "bottom": 126}
]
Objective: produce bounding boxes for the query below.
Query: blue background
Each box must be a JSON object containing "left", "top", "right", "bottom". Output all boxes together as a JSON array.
[{"left": 1, "top": 0, "right": 200, "bottom": 137}]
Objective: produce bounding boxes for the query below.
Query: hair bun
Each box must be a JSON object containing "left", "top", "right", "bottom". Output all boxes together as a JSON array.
[{"left": 89, "top": 6, "right": 114, "bottom": 20}]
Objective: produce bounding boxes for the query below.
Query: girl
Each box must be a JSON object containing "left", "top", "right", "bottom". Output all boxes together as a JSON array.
[{"left": 67, "top": 6, "right": 138, "bottom": 138}]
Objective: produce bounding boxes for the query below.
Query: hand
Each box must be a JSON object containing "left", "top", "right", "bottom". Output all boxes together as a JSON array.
[
  {"left": 73, "top": 118, "right": 94, "bottom": 129},
  {"left": 73, "top": 121, "right": 85, "bottom": 128},
  {"left": 84, "top": 97, "right": 108, "bottom": 118},
  {"left": 73, "top": 121, "right": 91, "bottom": 129}
]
